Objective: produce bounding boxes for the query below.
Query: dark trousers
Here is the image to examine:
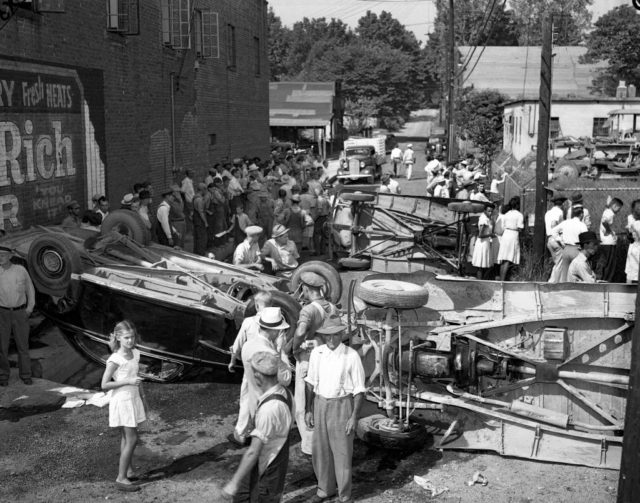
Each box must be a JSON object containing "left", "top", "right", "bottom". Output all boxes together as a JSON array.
[
  {"left": 233, "top": 437, "right": 290, "bottom": 503},
  {"left": 0, "top": 308, "right": 31, "bottom": 382},
  {"left": 192, "top": 214, "right": 208, "bottom": 256},
  {"left": 596, "top": 244, "right": 617, "bottom": 282}
]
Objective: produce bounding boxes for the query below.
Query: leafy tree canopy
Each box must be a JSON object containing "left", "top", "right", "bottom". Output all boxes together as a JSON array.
[
  {"left": 580, "top": 5, "right": 640, "bottom": 95},
  {"left": 457, "top": 89, "right": 508, "bottom": 160}
]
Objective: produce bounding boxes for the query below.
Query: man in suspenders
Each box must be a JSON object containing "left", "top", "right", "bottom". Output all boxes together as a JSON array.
[
  {"left": 222, "top": 352, "right": 293, "bottom": 503},
  {"left": 290, "top": 272, "right": 340, "bottom": 456},
  {"left": 304, "top": 314, "right": 366, "bottom": 503}
]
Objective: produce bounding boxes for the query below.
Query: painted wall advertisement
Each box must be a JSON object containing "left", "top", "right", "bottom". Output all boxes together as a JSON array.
[{"left": 0, "top": 59, "right": 105, "bottom": 231}]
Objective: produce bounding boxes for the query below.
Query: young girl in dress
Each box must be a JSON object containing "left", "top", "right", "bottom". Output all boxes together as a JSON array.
[{"left": 101, "top": 320, "right": 146, "bottom": 492}]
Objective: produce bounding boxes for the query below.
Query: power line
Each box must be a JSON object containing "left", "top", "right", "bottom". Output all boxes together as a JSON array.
[{"left": 456, "top": 0, "right": 498, "bottom": 79}]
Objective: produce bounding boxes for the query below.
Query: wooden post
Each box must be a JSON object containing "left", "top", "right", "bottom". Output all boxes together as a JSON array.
[
  {"left": 446, "top": 0, "right": 456, "bottom": 164},
  {"left": 533, "top": 16, "right": 553, "bottom": 264},
  {"left": 618, "top": 278, "right": 640, "bottom": 501}
]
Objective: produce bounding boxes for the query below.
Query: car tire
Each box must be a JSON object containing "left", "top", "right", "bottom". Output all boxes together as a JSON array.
[
  {"left": 447, "top": 201, "right": 486, "bottom": 213},
  {"left": 244, "top": 290, "right": 301, "bottom": 339},
  {"left": 356, "top": 414, "right": 430, "bottom": 451},
  {"left": 27, "top": 234, "right": 83, "bottom": 300},
  {"left": 341, "top": 192, "right": 376, "bottom": 202},
  {"left": 339, "top": 257, "right": 371, "bottom": 270},
  {"left": 101, "top": 209, "right": 151, "bottom": 245},
  {"left": 356, "top": 279, "right": 429, "bottom": 309},
  {"left": 290, "top": 261, "right": 343, "bottom": 304}
]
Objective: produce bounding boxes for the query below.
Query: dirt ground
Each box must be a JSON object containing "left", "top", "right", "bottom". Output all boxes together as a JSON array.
[{"left": 0, "top": 376, "right": 619, "bottom": 503}]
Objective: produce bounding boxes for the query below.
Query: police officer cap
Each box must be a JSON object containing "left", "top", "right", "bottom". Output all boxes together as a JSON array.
[{"left": 300, "top": 271, "right": 325, "bottom": 287}]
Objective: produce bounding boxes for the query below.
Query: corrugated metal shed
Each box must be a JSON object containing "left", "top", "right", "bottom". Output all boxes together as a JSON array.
[
  {"left": 269, "top": 81, "right": 336, "bottom": 127},
  {"left": 458, "top": 46, "right": 607, "bottom": 99}
]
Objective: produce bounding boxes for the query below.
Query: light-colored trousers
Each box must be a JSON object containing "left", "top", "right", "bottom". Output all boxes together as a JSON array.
[
  {"left": 404, "top": 162, "right": 414, "bottom": 180},
  {"left": 235, "top": 377, "right": 257, "bottom": 438},
  {"left": 295, "top": 359, "right": 313, "bottom": 454},
  {"left": 547, "top": 237, "right": 564, "bottom": 283},
  {"left": 549, "top": 243, "right": 579, "bottom": 283},
  {"left": 312, "top": 395, "right": 354, "bottom": 502}
]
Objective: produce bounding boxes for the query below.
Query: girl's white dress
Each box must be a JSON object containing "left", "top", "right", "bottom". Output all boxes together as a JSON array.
[
  {"left": 472, "top": 213, "right": 493, "bottom": 268},
  {"left": 497, "top": 210, "right": 524, "bottom": 264},
  {"left": 108, "top": 349, "right": 146, "bottom": 428},
  {"left": 626, "top": 220, "right": 640, "bottom": 282}
]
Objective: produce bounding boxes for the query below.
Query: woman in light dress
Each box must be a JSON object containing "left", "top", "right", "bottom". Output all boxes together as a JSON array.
[
  {"left": 101, "top": 320, "right": 147, "bottom": 492},
  {"left": 472, "top": 203, "right": 496, "bottom": 279},
  {"left": 497, "top": 197, "right": 524, "bottom": 281},
  {"left": 625, "top": 199, "right": 640, "bottom": 283}
]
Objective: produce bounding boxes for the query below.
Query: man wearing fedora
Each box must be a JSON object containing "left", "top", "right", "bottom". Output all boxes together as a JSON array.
[
  {"left": 261, "top": 224, "right": 299, "bottom": 275},
  {"left": 545, "top": 193, "right": 567, "bottom": 283},
  {"left": 233, "top": 226, "right": 264, "bottom": 271},
  {"left": 568, "top": 231, "right": 599, "bottom": 283},
  {"left": 222, "top": 351, "right": 293, "bottom": 503},
  {"left": 232, "top": 307, "right": 291, "bottom": 446},
  {"left": 0, "top": 245, "right": 36, "bottom": 386},
  {"left": 305, "top": 314, "right": 365, "bottom": 503}
]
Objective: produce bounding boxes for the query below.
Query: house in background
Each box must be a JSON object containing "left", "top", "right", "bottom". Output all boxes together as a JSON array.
[{"left": 269, "top": 81, "right": 344, "bottom": 158}]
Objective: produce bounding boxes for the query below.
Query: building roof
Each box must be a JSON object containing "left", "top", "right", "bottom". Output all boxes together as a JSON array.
[
  {"left": 269, "top": 81, "right": 336, "bottom": 127},
  {"left": 503, "top": 97, "right": 640, "bottom": 107},
  {"left": 458, "top": 46, "right": 607, "bottom": 100}
]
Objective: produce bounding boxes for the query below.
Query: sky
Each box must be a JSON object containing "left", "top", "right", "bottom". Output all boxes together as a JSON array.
[{"left": 268, "top": 0, "right": 629, "bottom": 45}]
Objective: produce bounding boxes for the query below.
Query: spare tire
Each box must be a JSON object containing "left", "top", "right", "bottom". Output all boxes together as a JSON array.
[
  {"left": 101, "top": 210, "right": 150, "bottom": 245},
  {"left": 447, "top": 201, "right": 486, "bottom": 213},
  {"left": 341, "top": 192, "right": 376, "bottom": 202},
  {"left": 356, "top": 414, "right": 429, "bottom": 451},
  {"left": 27, "top": 234, "right": 83, "bottom": 299},
  {"left": 290, "top": 261, "right": 342, "bottom": 304},
  {"left": 244, "top": 290, "right": 301, "bottom": 339},
  {"left": 357, "top": 279, "right": 429, "bottom": 309},
  {"left": 339, "top": 257, "right": 371, "bottom": 270}
]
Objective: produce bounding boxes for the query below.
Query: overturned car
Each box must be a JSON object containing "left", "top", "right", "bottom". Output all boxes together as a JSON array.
[{"left": 3, "top": 211, "right": 342, "bottom": 382}]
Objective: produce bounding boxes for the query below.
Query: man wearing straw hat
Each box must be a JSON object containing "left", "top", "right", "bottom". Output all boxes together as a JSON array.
[
  {"left": 261, "top": 224, "right": 299, "bottom": 274},
  {"left": 222, "top": 351, "right": 293, "bottom": 502},
  {"left": 230, "top": 307, "right": 291, "bottom": 446},
  {"left": 305, "top": 314, "right": 365, "bottom": 503}
]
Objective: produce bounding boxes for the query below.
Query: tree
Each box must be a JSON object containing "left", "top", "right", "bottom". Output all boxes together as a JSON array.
[
  {"left": 457, "top": 89, "right": 507, "bottom": 162},
  {"left": 508, "top": 0, "right": 592, "bottom": 45},
  {"left": 268, "top": 8, "right": 291, "bottom": 81},
  {"left": 356, "top": 10, "right": 422, "bottom": 55},
  {"left": 580, "top": 5, "right": 640, "bottom": 95}
]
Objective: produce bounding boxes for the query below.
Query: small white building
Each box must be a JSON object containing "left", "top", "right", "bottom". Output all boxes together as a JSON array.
[{"left": 503, "top": 98, "right": 640, "bottom": 161}]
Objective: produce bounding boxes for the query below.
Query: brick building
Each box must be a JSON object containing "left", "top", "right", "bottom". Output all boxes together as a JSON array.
[{"left": 0, "top": 0, "right": 269, "bottom": 231}]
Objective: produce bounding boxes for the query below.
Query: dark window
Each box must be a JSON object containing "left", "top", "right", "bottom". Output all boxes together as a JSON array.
[
  {"left": 592, "top": 117, "right": 608, "bottom": 137},
  {"left": 209, "top": 133, "right": 217, "bottom": 146},
  {"left": 549, "top": 117, "right": 560, "bottom": 139},
  {"left": 253, "top": 37, "right": 260, "bottom": 76},
  {"left": 227, "top": 24, "right": 237, "bottom": 69},
  {"left": 106, "top": 0, "right": 140, "bottom": 35},
  {"left": 161, "top": 0, "right": 190, "bottom": 49}
]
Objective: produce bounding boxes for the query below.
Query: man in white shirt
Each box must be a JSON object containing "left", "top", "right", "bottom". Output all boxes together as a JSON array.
[
  {"left": 569, "top": 231, "right": 599, "bottom": 283},
  {"left": 231, "top": 307, "right": 291, "bottom": 447},
  {"left": 549, "top": 206, "right": 588, "bottom": 283},
  {"left": 233, "top": 226, "right": 264, "bottom": 270},
  {"left": 261, "top": 224, "right": 299, "bottom": 274},
  {"left": 390, "top": 145, "right": 403, "bottom": 177},
  {"left": 545, "top": 194, "right": 567, "bottom": 283},
  {"left": 424, "top": 155, "right": 440, "bottom": 184},
  {"left": 305, "top": 314, "right": 365, "bottom": 503},
  {"left": 597, "top": 197, "right": 623, "bottom": 282},
  {"left": 222, "top": 351, "right": 293, "bottom": 502},
  {"left": 402, "top": 144, "right": 415, "bottom": 180}
]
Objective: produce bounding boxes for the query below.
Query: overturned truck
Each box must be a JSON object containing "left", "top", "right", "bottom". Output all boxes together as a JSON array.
[{"left": 351, "top": 274, "right": 632, "bottom": 469}]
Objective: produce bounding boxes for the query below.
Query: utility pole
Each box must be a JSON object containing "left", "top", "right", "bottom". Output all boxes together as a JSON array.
[
  {"left": 532, "top": 16, "right": 553, "bottom": 263},
  {"left": 619, "top": 280, "right": 640, "bottom": 500},
  {"left": 446, "top": 0, "right": 456, "bottom": 164}
]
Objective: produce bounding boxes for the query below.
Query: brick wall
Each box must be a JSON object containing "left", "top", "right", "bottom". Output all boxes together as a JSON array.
[{"left": 0, "top": 0, "right": 269, "bottom": 229}]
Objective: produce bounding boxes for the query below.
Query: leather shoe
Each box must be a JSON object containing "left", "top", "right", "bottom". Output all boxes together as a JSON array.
[
  {"left": 22, "top": 378, "right": 33, "bottom": 385},
  {"left": 308, "top": 496, "right": 329, "bottom": 503},
  {"left": 115, "top": 481, "right": 140, "bottom": 492}
]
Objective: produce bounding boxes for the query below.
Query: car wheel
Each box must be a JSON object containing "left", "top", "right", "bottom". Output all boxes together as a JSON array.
[
  {"left": 27, "top": 234, "right": 83, "bottom": 301},
  {"left": 341, "top": 192, "right": 376, "bottom": 202},
  {"left": 101, "top": 210, "right": 151, "bottom": 245},
  {"left": 356, "top": 279, "right": 429, "bottom": 309},
  {"left": 290, "top": 261, "right": 342, "bottom": 304},
  {"left": 447, "top": 201, "right": 486, "bottom": 213},
  {"left": 339, "top": 257, "right": 371, "bottom": 270},
  {"left": 356, "top": 414, "right": 430, "bottom": 450}
]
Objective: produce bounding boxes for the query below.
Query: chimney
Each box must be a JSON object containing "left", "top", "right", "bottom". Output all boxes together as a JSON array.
[
  {"left": 616, "top": 81, "right": 627, "bottom": 99},
  {"left": 628, "top": 84, "right": 637, "bottom": 98}
]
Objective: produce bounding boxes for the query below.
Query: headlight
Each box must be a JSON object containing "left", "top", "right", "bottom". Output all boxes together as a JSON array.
[
  {"left": 360, "top": 161, "right": 365, "bottom": 168},
  {"left": 362, "top": 168, "right": 370, "bottom": 173}
]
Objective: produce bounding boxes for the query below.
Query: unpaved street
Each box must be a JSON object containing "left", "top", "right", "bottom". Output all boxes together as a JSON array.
[{"left": 1, "top": 375, "right": 618, "bottom": 502}]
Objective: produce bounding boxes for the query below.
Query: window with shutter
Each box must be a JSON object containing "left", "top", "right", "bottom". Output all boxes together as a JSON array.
[{"left": 106, "top": 0, "right": 139, "bottom": 35}]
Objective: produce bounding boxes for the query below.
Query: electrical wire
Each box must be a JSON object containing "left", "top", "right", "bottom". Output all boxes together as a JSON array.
[{"left": 456, "top": 0, "right": 498, "bottom": 79}]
